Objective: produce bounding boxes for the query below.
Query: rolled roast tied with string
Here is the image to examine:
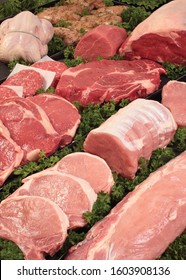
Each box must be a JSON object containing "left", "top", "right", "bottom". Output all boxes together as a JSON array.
[
  {"left": 84, "top": 99, "right": 177, "bottom": 179},
  {"left": 0, "top": 11, "right": 54, "bottom": 63}
]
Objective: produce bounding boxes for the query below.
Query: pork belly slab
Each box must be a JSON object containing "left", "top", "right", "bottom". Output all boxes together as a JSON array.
[
  {"left": 84, "top": 99, "right": 177, "bottom": 179},
  {"left": 162, "top": 80, "right": 186, "bottom": 127},
  {"left": 66, "top": 151, "right": 186, "bottom": 260},
  {"left": 0, "top": 196, "right": 69, "bottom": 260}
]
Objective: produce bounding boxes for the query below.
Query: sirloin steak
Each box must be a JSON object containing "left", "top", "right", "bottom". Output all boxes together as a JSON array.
[
  {"left": 0, "top": 196, "right": 69, "bottom": 260},
  {"left": 55, "top": 59, "right": 166, "bottom": 106},
  {"left": 74, "top": 24, "right": 127, "bottom": 61},
  {"left": 0, "top": 120, "right": 23, "bottom": 186},
  {"left": 0, "top": 97, "right": 61, "bottom": 163},
  {"left": 66, "top": 151, "right": 186, "bottom": 260},
  {"left": 162, "top": 80, "right": 186, "bottom": 127},
  {"left": 84, "top": 99, "right": 177, "bottom": 179},
  {"left": 119, "top": 0, "right": 186, "bottom": 65},
  {"left": 11, "top": 170, "right": 97, "bottom": 229},
  {"left": 28, "top": 94, "right": 81, "bottom": 147}
]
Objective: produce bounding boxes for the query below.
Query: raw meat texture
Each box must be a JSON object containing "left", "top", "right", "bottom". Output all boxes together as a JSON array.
[
  {"left": 66, "top": 151, "right": 186, "bottom": 260},
  {"left": 0, "top": 11, "right": 54, "bottom": 63},
  {"left": 74, "top": 25, "right": 127, "bottom": 61},
  {"left": 51, "top": 152, "right": 114, "bottom": 194},
  {"left": 10, "top": 171, "right": 97, "bottom": 229},
  {"left": 0, "top": 86, "right": 18, "bottom": 102},
  {"left": 0, "top": 196, "right": 69, "bottom": 260},
  {"left": 28, "top": 94, "right": 81, "bottom": 147},
  {"left": 55, "top": 59, "right": 166, "bottom": 106},
  {"left": 2, "top": 69, "right": 44, "bottom": 97},
  {"left": 0, "top": 97, "right": 61, "bottom": 163},
  {"left": 119, "top": 0, "right": 186, "bottom": 65},
  {"left": 0, "top": 120, "right": 23, "bottom": 186},
  {"left": 84, "top": 99, "right": 177, "bottom": 179},
  {"left": 32, "top": 60, "right": 68, "bottom": 87},
  {"left": 162, "top": 80, "right": 186, "bottom": 127}
]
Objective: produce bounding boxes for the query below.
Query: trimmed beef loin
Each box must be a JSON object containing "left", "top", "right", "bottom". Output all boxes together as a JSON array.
[
  {"left": 84, "top": 99, "right": 177, "bottom": 179},
  {"left": 74, "top": 25, "right": 127, "bottom": 61},
  {"left": 0, "top": 196, "right": 69, "bottom": 260},
  {"left": 119, "top": 0, "right": 186, "bottom": 65},
  {"left": 0, "top": 97, "right": 61, "bottom": 163},
  {"left": 2, "top": 69, "right": 44, "bottom": 97},
  {"left": 162, "top": 80, "right": 186, "bottom": 127},
  {"left": 10, "top": 171, "right": 97, "bottom": 229},
  {"left": 0, "top": 120, "right": 23, "bottom": 186},
  {"left": 28, "top": 94, "right": 81, "bottom": 147},
  {"left": 32, "top": 60, "right": 67, "bottom": 87},
  {"left": 66, "top": 151, "right": 186, "bottom": 260},
  {"left": 50, "top": 152, "right": 114, "bottom": 194},
  {"left": 55, "top": 59, "right": 166, "bottom": 106}
]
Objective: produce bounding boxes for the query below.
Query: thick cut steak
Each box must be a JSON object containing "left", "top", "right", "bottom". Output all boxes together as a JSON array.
[
  {"left": 2, "top": 69, "right": 44, "bottom": 97},
  {"left": 28, "top": 94, "right": 81, "bottom": 147},
  {"left": 162, "top": 80, "right": 186, "bottom": 127},
  {"left": 84, "top": 99, "right": 177, "bottom": 179},
  {"left": 0, "top": 120, "right": 23, "bottom": 186},
  {"left": 51, "top": 152, "right": 114, "bottom": 194},
  {"left": 0, "top": 196, "right": 69, "bottom": 260},
  {"left": 0, "top": 97, "right": 61, "bottom": 163},
  {"left": 11, "top": 171, "right": 97, "bottom": 229},
  {"left": 66, "top": 151, "right": 186, "bottom": 260},
  {"left": 32, "top": 60, "right": 67, "bottom": 87},
  {"left": 74, "top": 25, "right": 127, "bottom": 61},
  {"left": 55, "top": 59, "right": 166, "bottom": 106},
  {"left": 119, "top": 0, "right": 186, "bottom": 65}
]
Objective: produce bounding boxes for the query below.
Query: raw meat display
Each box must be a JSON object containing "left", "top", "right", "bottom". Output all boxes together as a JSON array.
[
  {"left": 0, "top": 120, "right": 23, "bottom": 186},
  {"left": 74, "top": 25, "right": 127, "bottom": 60},
  {"left": 32, "top": 60, "right": 68, "bottom": 87},
  {"left": 0, "top": 97, "right": 61, "bottom": 163},
  {"left": 84, "top": 99, "right": 177, "bottom": 179},
  {"left": 28, "top": 94, "right": 81, "bottom": 147},
  {"left": 0, "top": 86, "right": 18, "bottom": 102},
  {"left": 55, "top": 59, "right": 166, "bottom": 106},
  {"left": 66, "top": 151, "right": 186, "bottom": 260},
  {"left": 162, "top": 80, "right": 186, "bottom": 127},
  {"left": 51, "top": 152, "right": 114, "bottom": 194},
  {"left": 0, "top": 196, "right": 69, "bottom": 260},
  {"left": 2, "top": 69, "right": 44, "bottom": 97},
  {"left": 9, "top": 171, "right": 97, "bottom": 229},
  {"left": 119, "top": 0, "right": 186, "bottom": 65},
  {"left": 0, "top": 11, "right": 54, "bottom": 63}
]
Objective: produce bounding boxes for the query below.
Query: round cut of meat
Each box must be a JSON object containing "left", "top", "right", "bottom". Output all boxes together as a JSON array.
[
  {"left": 2, "top": 69, "right": 44, "bottom": 97},
  {"left": 0, "top": 196, "right": 69, "bottom": 260},
  {"left": 74, "top": 24, "right": 127, "bottom": 61},
  {"left": 52, "top": 152, "right": 114, "bottom": 194},
  {"left": 11, "top": 171, "right": 97, "bottom": 229},
  {"left": 32, "top": 60, "right": 67, "bottom": 87}
]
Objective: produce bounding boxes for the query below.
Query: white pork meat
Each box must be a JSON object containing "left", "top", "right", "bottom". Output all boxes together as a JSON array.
[{"left": 66, "top": 151, "right": 186, "bottom": 260}]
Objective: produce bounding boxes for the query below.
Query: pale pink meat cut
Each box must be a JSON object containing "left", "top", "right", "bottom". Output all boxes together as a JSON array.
[
  {"left": 0, "top": 120, "right": 23, "bottom": 186},
  {"left": 74, "top": 24, "right": 127, "bottom": 61},
  {"left": 51, "top": 152, "right": 114, "bottom": 194},
  {"left": 84, "top": 99, "right": 177, "bottom": 179},
  {"left": 28, "top": 94, "right": 81, "bottom": 147},
  {"left": 0, "top": 86, "right": 18, "bottom": 102},
  {"left": 10, "top": 170, "right": 97, "bottom": 229},
  {"left": 66, "top": 151, "right": 186, "bottom": 260},
  {"left": 0, "top": 196, "right": 69, "bottom": 260},
  {"left": 119, "top": 0, "right": 186, "bottom": 65},
  {"left": 55, "top": 59, "right": 166, "bottom": 106},
  {"left": 162, "top": 80, "right": 186, "bottom": 127},
  {"left": 0, "top": 97, "right": 61, "bottom": 163}
]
